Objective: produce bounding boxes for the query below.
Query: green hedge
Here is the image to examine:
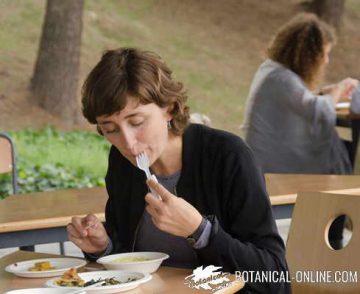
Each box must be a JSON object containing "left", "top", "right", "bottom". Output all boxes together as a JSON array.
[{"left": 0, "top": 127, "right": 109, "bottom": 199}]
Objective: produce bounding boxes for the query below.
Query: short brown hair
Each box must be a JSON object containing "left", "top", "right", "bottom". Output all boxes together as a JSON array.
[
  {"left": 267, "top": 13, "right": 336, "bottom": 89},
  {"left": 82, "top": 48, "right": 190, "bottom": 135}
]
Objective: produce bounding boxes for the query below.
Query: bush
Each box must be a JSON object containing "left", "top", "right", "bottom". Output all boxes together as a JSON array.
[{"left": 0, "top": 127, "right": 109, "bottom": 199}]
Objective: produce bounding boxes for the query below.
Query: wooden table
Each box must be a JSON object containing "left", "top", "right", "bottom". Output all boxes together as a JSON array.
[
  {"left": 266, "top": 173, "right": 360, "bottom": 219},
  {"left": 0, "top": 251, "right": 244, "bottom": 293},
  {"left": 0, "top": 187, "right": 107, "bottom": 250},
  {"left": 2, "top": 175, "right": 360, "bottom": 250}
]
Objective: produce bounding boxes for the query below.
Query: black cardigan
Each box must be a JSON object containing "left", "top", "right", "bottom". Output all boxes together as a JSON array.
[{"left": 101, "top": 124, "right": 290, "bottom": 293}]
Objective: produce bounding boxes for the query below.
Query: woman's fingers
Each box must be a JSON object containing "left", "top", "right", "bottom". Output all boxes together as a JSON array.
[
  {"left": 145, "top": 192, "right": 163, "bottom": 211},
  {"left": 69, "top": 214, "right": 103, "bottom": 239},
  {"left": 67, "top": 215, "right": 109, "bottom": 253},
  {"left": 67, "top": 223, "right": 82, "bottom": 239},
  {"left": 67, "top": 223, "right": 87, "bottom": 247},
  {"left": 147, "top": 178, "right": 174, "bottom": 202},
  {"left": 84, "top": 214, "right": 99, "bottom": 227},
  {"left": 71, "top": 216, "right": 88, "bottom": 237}
]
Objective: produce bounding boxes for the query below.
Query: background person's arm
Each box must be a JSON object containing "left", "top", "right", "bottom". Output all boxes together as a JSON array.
[{"left": 320, "top": 78, "right": 358, "bottom": 105}]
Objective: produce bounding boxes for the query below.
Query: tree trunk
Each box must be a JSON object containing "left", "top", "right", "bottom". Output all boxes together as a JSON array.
[
  {"left": 301, "top": 0, "right": 345, "bottom": 30},
  {"left": 31, "top": 0, "right": 84, "bottom": 124}
]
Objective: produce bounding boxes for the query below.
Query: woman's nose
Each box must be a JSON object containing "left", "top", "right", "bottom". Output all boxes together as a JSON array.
[{"left": 121, "top": 129, "right": 137, "bottom": 153}]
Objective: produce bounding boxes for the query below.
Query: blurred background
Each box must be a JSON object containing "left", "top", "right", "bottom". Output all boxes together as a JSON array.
[{"left": 1, "top": 0, "right": 359, "bottom": 197}]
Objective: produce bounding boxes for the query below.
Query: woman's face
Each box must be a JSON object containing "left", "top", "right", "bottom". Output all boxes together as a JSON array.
[
  {"left": 96, "top": 98, "right": 172, "bottom": 167},
  {"left": 321, "top": 43, "right": 332, "bottom": 66}
]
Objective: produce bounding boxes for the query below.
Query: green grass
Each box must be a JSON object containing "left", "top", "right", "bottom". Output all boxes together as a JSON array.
[
  {"left": 10, "top": 127, "right": 109, "bottom": 178},
  {"left": 0, "top": 0, "right": 44, "bottom": 52},
  {"left": 347, "top": 0, "right": 360, "bottom": 16}
]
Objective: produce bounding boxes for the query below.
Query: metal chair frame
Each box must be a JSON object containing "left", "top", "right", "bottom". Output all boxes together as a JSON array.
[{"left": 0, "top": 132, "right": 19, "bottom": 194}]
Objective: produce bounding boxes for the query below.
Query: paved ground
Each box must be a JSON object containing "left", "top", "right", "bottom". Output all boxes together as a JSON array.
[{"left": 0, "top": 219, "right": 293, "bottom": 258}]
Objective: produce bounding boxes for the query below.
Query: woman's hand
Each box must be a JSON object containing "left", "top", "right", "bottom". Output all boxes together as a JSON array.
[
  {"left": 145, "top": 178, "right": 203, "bottom": 237},
  {"left": 325, "top": 78, "right": 358, "bottom": 105},
  {"left": 338, "top": 78, "right": 359, "bottom": 99},
  {"left": 67, "top": 214, "right": 109, "bottom": 254}
]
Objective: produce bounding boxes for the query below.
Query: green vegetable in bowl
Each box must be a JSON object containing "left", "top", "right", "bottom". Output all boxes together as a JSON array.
[{"left": 111, "top": 256, "right": 152, "bottom": 263}]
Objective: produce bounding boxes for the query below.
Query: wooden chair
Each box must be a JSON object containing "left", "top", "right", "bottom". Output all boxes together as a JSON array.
[
  {"left": 0, "top": 132, "right": 18, "bottom": 194},
  {"left": 286, "top": 192, "right": 360, "bottom": 294}
]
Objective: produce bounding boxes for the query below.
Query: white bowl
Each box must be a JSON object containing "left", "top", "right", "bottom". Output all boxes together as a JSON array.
[
  {"left": 4, "top": 289, "right": 84, "bottom": 294},
  {"left": 97, "top": 252, "right": 169, "bottom": 274}
]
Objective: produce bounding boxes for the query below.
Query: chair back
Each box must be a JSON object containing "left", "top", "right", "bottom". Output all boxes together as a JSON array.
[
  {"left": 0, "top": 132, "right": 18, "bottom": 193},
  {"left": 286, "top": 191, "right": 360, "bottom": 293}
]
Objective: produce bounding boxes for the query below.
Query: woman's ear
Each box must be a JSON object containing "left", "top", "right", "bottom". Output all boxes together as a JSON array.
[{"left": 164, "top": 104, "right": 174, "bottom": 121}]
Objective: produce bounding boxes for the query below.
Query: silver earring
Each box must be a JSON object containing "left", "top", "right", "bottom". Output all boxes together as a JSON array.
[{"left": 167, "top": 120, "right": 172, "bottom": 129}]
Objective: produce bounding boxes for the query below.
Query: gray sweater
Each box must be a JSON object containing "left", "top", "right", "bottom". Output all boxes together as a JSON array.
[{"left": 242, "top": 59, "right": 351, "bottom": 174}]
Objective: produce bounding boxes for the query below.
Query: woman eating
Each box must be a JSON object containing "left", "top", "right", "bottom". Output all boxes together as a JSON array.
[{"left": 67, "top": 48, "right": 290, "bottom": 293}]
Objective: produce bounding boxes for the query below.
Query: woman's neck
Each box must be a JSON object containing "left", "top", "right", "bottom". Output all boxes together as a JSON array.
[{"left": 151, "top": 134, "right": 182, "bottom": 176}]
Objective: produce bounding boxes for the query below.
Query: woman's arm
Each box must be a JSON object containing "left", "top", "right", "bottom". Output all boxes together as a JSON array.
[
  {"left": 320, "top": 78, "right": 359, "bottom": 105},
  {"left": 194, "top": 143, "right": 290, "bottom": 293}
]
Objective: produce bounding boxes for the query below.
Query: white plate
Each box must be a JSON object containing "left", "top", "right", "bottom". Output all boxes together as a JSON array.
[
  {"left": 45, "top": 270, "right": 152, "bottom": 293},
  {"left": 336, "top": 102, "right": 350, "bottom": 109},
  {"left": 5, "top": 258, "right": 87, "bottom": 278},
  {"left": 97, "top": 252, "right": 169, "bottom": 274},
  {"left": 4, "top": 289, "right": 85, "bottom": 294}
]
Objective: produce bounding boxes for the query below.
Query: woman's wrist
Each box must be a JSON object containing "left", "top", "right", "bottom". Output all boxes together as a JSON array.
[{"left": 187, "top": 216, "right": 207, "bottom": 241}]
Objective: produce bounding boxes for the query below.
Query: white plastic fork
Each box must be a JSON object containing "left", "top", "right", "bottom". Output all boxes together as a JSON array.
[{"left": 136, "top": 152, "right": 161, "bottom": 200}]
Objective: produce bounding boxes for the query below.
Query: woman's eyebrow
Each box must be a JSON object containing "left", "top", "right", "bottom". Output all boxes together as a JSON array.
[
  {"left": 124, "top": 112, "right": 144, "bottom": 119},
  {"left": 98, "top": 121, "right": 113, "bottom": 125},
  {"left": 124, "top": 113, "right": 137, "bottom": 119},
  {"left": 98, "top": 111, "right": 144, "bottom": 124}
]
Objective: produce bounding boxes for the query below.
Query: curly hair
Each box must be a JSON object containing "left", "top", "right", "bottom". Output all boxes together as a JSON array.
[
  {"left": 82, "top": 48, "right": 190, "bottom": 135},
  {"left": 267, "top": 13, "right": 336, "bottom": 89}
]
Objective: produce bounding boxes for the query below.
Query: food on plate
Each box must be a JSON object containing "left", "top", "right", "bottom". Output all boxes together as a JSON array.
[
  {"left": 55, "top": 268, "right": 85, "bottom": 287},
  {"left": 111, "top": 256, "right": 153, "bottom": 263},
  {"left": 28, "top": 261, "right": 56, "bottom": 271},
  {"left": 54, "top": 268, "right": 138, "bottom": 287},
  {"left": 83, "top": 277, "right": 134, "bottom": 286}
]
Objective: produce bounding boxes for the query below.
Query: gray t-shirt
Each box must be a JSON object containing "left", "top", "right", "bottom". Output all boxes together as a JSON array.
[
  {"left": 88, "top": 170, "right": 211, "bottom": 265},
  {"left": 242, "top": 59, "right": 351, "bottom": 174},
  {"left": 134, "top": 171, "right": 199, "bottom": 268}
]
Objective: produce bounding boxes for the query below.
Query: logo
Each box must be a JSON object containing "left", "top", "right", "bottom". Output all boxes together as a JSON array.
[{"left": 185, "top": 265, "right": 231, "bottom": 292}]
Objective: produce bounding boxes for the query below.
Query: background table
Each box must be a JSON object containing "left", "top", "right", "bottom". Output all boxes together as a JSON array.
[
  {"left": 0, "top": 187, "right": 106, "bottom": 250},
  {"left": 2, "top": 175, "right": 360, "bottom": 250},
  {"left": 266, "top": 173, "right": 360, "bottom": 219}
]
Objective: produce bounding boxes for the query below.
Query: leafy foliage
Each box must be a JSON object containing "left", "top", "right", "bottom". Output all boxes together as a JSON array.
[{"left": 0, "top": 127, "right": 109, "bottom": 199}]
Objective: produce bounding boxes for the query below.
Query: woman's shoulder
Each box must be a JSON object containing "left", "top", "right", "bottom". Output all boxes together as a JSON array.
[
  {"left": 256, "top": 59, "right": 299, "bottom": 84},
  {"left": 255, "top": 60, "right": 306, "bottom": 102},
  {"left": 184, "top": 123, "right": 251, "bottom": 156}
]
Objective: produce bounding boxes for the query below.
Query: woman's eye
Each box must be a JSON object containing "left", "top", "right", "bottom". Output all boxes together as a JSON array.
[
  {"left": 131, "top": 120, "right": 144, "bottom": 127},
  {"left": 105, "top": 129, "right": 119, "bottom": 134}
]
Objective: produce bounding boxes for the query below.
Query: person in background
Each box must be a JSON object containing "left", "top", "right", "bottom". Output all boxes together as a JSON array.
[
  {"left": 242, "top": 13, "right": 358, "bottom": 251},
  {"left": 242, "top": 13, "right": 358, "bottom": 175},
  {"left": 67, "top": 48, "right": 290, "bottom": 293},
  {"left": 350, "top": 85, "right": 360, "bottom": 114}
]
